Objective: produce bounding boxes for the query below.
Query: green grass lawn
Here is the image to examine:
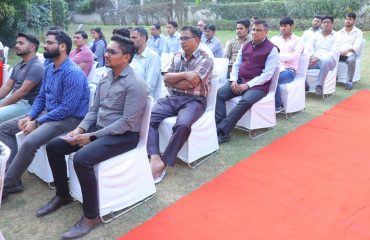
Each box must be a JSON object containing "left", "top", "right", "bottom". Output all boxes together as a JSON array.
[{"left": 2, "top": 27, "right": 370, "bottom": 240}]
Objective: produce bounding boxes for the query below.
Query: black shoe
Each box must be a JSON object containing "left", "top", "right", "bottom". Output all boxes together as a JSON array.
[
  {"left": 218, "top": 133, "right": 231, "bottom": 144},
  {"left": 1, "top": 191, "right": 8, "bottom": 203},
  {"left": 315, "top": 85, "right": 323, "bottom": 95},
  {"left": 6, "top": 179, "right": 24, "bottom": 194},
  {"left": 36, "top": 195, "right": 73, "bottom": 217},
  {"left": 345, "top": 82, "right": 353, "bottom": 90},
  {"left": 305, "top": 82, "right": 309, "bottom": 92},
  {"left": 62, "top": 216, "right": 102, "bottom": 239}
]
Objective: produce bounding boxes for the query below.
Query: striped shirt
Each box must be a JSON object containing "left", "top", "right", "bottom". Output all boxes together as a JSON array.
[
  {"left": 28, "top": 58, "right": 90, "bottom": 124},
  {"left": 78, "top": 65, "right": 148, "bottom": 138},
  {"left": 163, "top": 32, "right": 181, "bottom": 54},
  {"left": 203, "top": 37, "right": 224, "bottom": 58},
  {"left": 167, "top": 47, "right": 213, "bottom": 97}
]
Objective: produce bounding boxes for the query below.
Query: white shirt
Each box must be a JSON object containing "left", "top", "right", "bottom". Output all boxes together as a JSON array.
[
  {"left": 310, "top": 31, "right": 339, "bottom": 60},
  {"left": 270, "top": 34, "right": 303, "bottom": 71},
  {"left": 337, "top": 26, "right": 363, "bottom": 56}
]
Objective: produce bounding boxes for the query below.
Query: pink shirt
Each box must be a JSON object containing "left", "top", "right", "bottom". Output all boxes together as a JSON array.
[
  {"left": 69, "top": 45, "right": 94, "bottom": 76},
  {"left": 271, "top": 34, "right": 303, "bottom": 71}
]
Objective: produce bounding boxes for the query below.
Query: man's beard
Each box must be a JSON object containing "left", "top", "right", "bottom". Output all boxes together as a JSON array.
[
  {"left": 43, "top": 48, "right": 60, "bottom": 59},
  {"left": 16, "top": 49, "right": 30, "bottom": 57}
]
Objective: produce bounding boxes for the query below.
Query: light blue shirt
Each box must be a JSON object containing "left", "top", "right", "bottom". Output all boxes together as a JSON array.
[
  {"left": 203, "top": 37, "right": 224, "bottom": 58},
  {"left": 130, "top": 47, "right": 162, "bottom": 100},
  {"left": 230, "top": 40, "right": 279, "bottom": 88},
  {"left": 163, "top": 32, "right": 181, "bottom": 54},
  {"left": 147, "top": 34, "right": 165, "bottom": 56}
]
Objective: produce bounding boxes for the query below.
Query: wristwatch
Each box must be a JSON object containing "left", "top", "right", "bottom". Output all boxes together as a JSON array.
[
  {"left": 35, "top": 119, "right": 40, "bottom": 127},
  {"left": 89, "top": 135, "right": 97, "bottom": 142}
]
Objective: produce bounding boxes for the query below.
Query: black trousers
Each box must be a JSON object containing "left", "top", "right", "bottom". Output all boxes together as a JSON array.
[{"left": 46, "top": 130, "right": 139, "bottom": 218}]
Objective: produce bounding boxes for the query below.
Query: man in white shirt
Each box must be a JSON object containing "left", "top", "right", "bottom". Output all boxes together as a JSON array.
[
  {"left": 163, "top": 21, "right": 181, "bottom": 54},
  {"left": 302, "top": 16, "right": 322, "bottom": 48},
  {"left": 271, "top": 17, "right": 303, "bottom": 112},
  {"left": 308, "top": 16, "right": 339, "bottom": 95},
  {"left": 337, "top": 12, "right": 363, "bottom": 90},
  {"left": 130, "top": 27, "right": 162, "bottom": 100}
]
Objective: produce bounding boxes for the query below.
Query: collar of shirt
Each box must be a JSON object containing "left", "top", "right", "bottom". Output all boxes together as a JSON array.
[
  {"left": 235, "top": 36, "right": 249, "bottom": 43},
  {"left": 339, "top": 26, "right": 360, "bottom": 34},
  {"left": 118, "top": 64, "right": 131, "bottom": 78},
  {"left": 310, "top": 27, "right": 321, "bottom": 32},
  {"left": 52, "top": 57, "right": 72, "bottom": 73},
  {"left": 20, "top": 55, "right": 39, "bottom": 68},
  {"left": 180, "top": 47, "right": 201, "bottom": 60},
  {"left": 169, "top": 32, "right": 179, "bottom": 39}
]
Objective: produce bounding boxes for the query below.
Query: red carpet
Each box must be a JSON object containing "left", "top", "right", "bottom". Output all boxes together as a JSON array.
[{"left": 120, "top": 90, "right": 370, "bottom": 240}]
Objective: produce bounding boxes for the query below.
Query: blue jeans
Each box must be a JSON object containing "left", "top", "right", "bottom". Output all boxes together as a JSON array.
[
  {"left": 275, "top": 69, "right": 295, "bottom": 108},
  {"left": 0, "top": 97, "right": 32, "bottom": 124}
]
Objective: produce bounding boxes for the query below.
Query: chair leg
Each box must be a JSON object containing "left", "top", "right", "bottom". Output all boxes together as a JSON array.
[
  {"left": 187, "top": 149, "right": 219, "bottom": 169},
  {"left": 100, "top": 193, "right": 156, "bottom": 223},
  {"left": 284, "top": 109, "right": 305, "bottom": 120},
  {"left": 235, "top": 126, "right": 275, "bottom": 140},
  {"left": 323, "top": 92, "right": 335, "bottom": 101}
]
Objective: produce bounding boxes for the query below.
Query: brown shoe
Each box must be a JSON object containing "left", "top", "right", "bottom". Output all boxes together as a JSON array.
[
  {"left": 62, "top": 215, "right": 101, "bottom": 239},
  {"left": 36, "top": 195, "right": 73, "bottom": 217}
]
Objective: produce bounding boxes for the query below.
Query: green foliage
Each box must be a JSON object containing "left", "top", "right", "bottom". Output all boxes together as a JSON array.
[
  {"left": 284, "top": 0, "right": 363, "bottom": 18},
  {"left": 205, "top": 1, "right": 287, "bottom": 20},
  {"left": 50, "top": 0, "right": 70, "bottom": 30},
  {"left": 27, "top": 2, "right": 51, "bottom": 36},
  {"left": 77, "top": 0, "right": 95, "bottom": 14},
  {"left": 0, "top": 1, "right": 28, "bottom": 46}
]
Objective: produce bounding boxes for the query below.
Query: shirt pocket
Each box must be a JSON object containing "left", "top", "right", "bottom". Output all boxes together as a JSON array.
[{"left": 105, "top": 91, "right": 126, "bottom": 110}]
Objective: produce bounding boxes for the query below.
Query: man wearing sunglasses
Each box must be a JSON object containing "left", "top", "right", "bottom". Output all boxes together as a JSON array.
[
  {"left": 0, "top": 30, "right": 90, "bottom": 201},
  {"left": 37, "top": 35, "right": 148, "bottom": 239},
  {"left": 148, "top": 26, "right": 213, "bottom": 184}
]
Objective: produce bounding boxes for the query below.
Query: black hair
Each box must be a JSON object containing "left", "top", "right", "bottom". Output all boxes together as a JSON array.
[
  {"left": 131, "top": 27, "right": 149, "bottom": 41},
  {"left": 74, "top": 30, "right": 88, "bottom": 40},
  {"left": 17, "top": 32, "right": 40, "bottom": 51},
  {"left": 322, "top": 16, "right": 334, "bottom": 23},
  {"left": 45, "top": 30, "right": 72, "bottom": 55},
  {"left": 180, "top": 26, "right": 201, "bottom": 40},
  {"left": 314, "top": 15, "right": 323, "bottom": 20},
  {"left": 280, "top": 17, "right": 294, "bottom": 26},
  {"left": 153, "top": 23, "right": 161, "bottom": 31},
  {"left": 237, "top": 19, "right": 250, "bottom": 29},
  {"left": 112, "top": 27, "right": 130, "bottom": 38},
  {"left": 110, "top": 35, "right": 137, "bottom": 63},
  {"left": 204, "top": 24, "right": 216, "bottom": 32},
  {"left": 253, "top": 19, "right": 269, "bottom": 31},
  {"left": 346, "top": 12, "right": 356, "bottom": 20},
  {"left": 167, "top": 21, "right": 178, "bottom": 29},
  {"left": 91, "top": 27, "right": 107, "bottom": 46}
]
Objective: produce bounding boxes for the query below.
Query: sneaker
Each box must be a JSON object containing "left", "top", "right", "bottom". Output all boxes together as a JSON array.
[
  {"left": 315, "top": 85, "right": 323, "bottom": 95},
  {"left": 345, "top": 82, "right": 353, "bottom": 90},
  {"left": 275, "top": 106, "right": 284, "bottom": 113}
]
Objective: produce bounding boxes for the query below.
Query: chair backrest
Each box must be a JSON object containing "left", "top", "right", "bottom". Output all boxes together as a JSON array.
[
  {"left": 2, "top": 65, "right": 12, "bottom": 86},
  {"left": 266, "top": 66, "right": 280, "bottom": 97},
  {"left": 138, "top": 96, "right": 153, "bottom": 147},
  {"left": 36, "top": 52, "right": 45, "bottom": 65},
  {"left": 357, "top": 39, "right": 365, "bottom": 59},
  {"left": 295, "top": 54, "right": 310, "bottom": 79},
  {"left": 212, "top": 57, "right": 229, "bottom": 86},
  {"left": 88, "top": 83, "right": 97, "bottom": 107},
  {"left": 0, "top": 141, "right": 10, "bottom": 207},
  {"left": 87, "top": 61, "right": 99, "bottom": 84},
  {"left": 160, "top": 53, "right": 174, "bottom": 73},
  {"left": 3, "top": 47, "right": 9, "bottom": 65},
  {"left": 206, "top": 74, "right": 219, "bottom": 112}
]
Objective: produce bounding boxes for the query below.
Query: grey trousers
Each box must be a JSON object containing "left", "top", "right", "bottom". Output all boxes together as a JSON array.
[
  {"left": 0, "top": 111, "right": 81, "bottom": 191},
  {"left": 308, "top": 58, "right": 336, "bottom": 87},
  {"left": 340, "top": 53, "right": 357, "bottom": 83}
]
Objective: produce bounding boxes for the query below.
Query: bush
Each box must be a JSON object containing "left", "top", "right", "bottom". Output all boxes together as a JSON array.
[
  {"left": 77, "top": 0, "right": 95, "bottom": 14},
  {"left": 51, "top": 0, "right": 70, "bottom": 30}
]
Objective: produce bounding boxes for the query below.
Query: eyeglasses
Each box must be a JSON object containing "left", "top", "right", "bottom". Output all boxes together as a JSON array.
[
  {"left": 179, "top": 36, "right": 196, "bottom": 41},
  {"left": 251, "top": 28, "right": 265, "bottom": 32},
  {"left": 44, "top": 41, "right": 58, "bottom": 45},
  {"left": 104, "top": 48, "right": 124, "bottom": 57},
  {"left": 197, "top": 24, "right": 205, "bottom": 27}
]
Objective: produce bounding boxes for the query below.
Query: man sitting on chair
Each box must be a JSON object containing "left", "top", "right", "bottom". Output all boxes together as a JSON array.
[
  {"left": 0, "top": 30, "right": 90, "bottom": 201},
  {"left": 0, "top": 32, "right": 44, "bottom": 123},
  {"left": 148, "top": 26, "right": 213, "bottom": 183},
  {"left": 69, "top": 30, "right": 94, "bottom": 76},
  {"left": 215, "top": 19, "right": 279, "bottom": 144},
  {"left": 270, "top": 17, "right": 303, "bottom": 113},
  {"left": 36, "top": 35, "right": 148, "bottom": 239},
  {"left": 337, "top": 12, "right": 363, "bottom": 90},
  {"left": 307, "top": 16, "right": 339, "bottom": 95}
]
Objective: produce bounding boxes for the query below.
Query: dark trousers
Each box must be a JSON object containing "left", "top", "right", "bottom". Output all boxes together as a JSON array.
[
  {"left": 215, "top": 82, "right": 266, "bottom": 135},
  {"left": 46, "top": 128, "right": 139, "bottom": 218},
  {"left": 147, "top": 95, "right": 206, "bottom": 167}
]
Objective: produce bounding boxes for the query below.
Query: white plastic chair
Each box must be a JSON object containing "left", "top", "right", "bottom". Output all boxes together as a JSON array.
[
  {"left": 17, "top": 84, "right": 97, "bottom": 188},
  {"left": 3, "top": 47, "right": 9, "bottom": 65},
  {"left": 2, "top": 65, "right": 12, "bottom": 87},
  {"left": 158, "top": 65, "right": 220, "bottom": 168},
  {"left": 279, "top": 54, "right": 310, "bottom": 118},
  {"left": 306, "top": 51, "right": 340, "bottom": 99},
  {"left": 225, "top": 67, "right": 280, "bottom": 139},
  {"left": 214, "top": 58, "right": 229, "bottom": 88},
  {"left": 36, "top": 52, "right": 45, "bottom": 65},
  {"left": 337, "top": 39, "right": 365, "bottom": 84},
  {"left": 0, "top": 141, "right": 10, "bottom": 207},
  {"left": 87, "top": 61, "right": 99, "bottom": 84},
  {"left": 68, "top": 97, "right": 156, "bottom": 222}
]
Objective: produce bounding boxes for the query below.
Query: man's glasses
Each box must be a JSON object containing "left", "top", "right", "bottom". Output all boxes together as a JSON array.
[
  {"left": 104, "top": 48, "right": 124, "bottom": 57},
  {"left": 179, "top": 36, "right": 196, "bottom": 41}
]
